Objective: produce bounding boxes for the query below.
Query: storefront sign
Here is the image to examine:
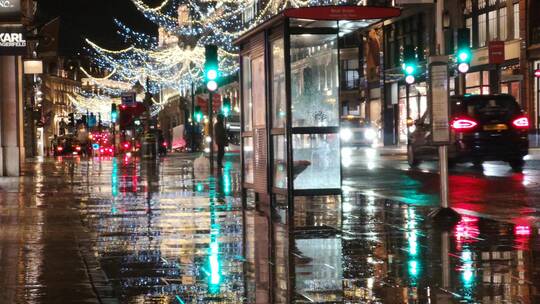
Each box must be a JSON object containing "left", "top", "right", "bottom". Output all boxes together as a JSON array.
[
  {"left": 488, "top": 41, "right": 505, "bottom": 65},
  {"left": 0, "top": 0, "right": 20, "bottom": 22},
  {"left": 0, "top": 26, "right": 26, "bottom": 55},
  {"left": 429, "top": 56, "right": 450, "bottom": 144},
  {"left": 284, "top": 6, "right": 400, "bottom": 21}
]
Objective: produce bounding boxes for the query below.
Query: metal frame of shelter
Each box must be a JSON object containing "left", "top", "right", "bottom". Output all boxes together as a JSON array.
[{"left": 235, "top": 6, "right": 400, "bottom": 302}]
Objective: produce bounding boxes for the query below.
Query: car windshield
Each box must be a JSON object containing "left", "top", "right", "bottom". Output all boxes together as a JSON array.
[{"left": 341, "top": 118, "right": 367, "bottom": 128}]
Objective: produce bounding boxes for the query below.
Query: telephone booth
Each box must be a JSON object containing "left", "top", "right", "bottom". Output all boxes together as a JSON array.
[{"left": 236, "top": 6, "right": 400, "bottom": 302}]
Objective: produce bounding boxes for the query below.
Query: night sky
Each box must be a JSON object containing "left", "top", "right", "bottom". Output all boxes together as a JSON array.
[{"left": 35, "top": 0, "right": 161, "bottom": 54}]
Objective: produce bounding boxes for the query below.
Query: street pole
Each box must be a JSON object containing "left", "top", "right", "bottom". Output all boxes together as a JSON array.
[
  {"left": 406, "top": 83, "right": 410, "bottom": 143},
  {"left": 191, "top": 82, "right": 196, "bottom": 152},
  {"left": 209, "top": 91, "right": 214, "bottom": 172}
]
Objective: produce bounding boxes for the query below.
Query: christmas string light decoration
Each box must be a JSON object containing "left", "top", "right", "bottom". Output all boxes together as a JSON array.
[{"left": 85, "top": 0, "right": 363, "bottom": 106}]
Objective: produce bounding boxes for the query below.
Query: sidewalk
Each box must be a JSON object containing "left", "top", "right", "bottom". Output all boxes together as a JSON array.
[{"left": 0, "top": 159, "right": 118, "bottom": 304}]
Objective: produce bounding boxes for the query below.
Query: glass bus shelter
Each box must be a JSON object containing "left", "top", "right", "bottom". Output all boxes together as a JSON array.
[{"left": 235, "top": 6, "right": 400, "bottom": 302}]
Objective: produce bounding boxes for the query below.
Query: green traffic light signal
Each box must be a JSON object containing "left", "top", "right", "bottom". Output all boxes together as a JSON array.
[
  {"left": 456, "top": 28, "right": 472, "bottom": 73},
  {"left": 402, "top": 45, "right": 417, "bottom": 83},
  {"left": 222, "top": 97, "right": 231, "bottom": 117},
  {"left": 111, "top": 103, "right": 118, "bottom": 122},
  {"left": 205, "top": 45, "right": 219, "bottom": 92},
  {"left": 194, "top": 105, "right": 203, "bottom": 123}
]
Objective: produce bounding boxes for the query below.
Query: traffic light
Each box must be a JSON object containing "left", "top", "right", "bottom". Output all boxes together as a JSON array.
[
  {"left": 456, "top": 28, "right": 472, "bottom": 74},
  {"left": 68, "top": 113, "right": 75, "bottom": 127},
  {"left": 402, "top": 45, "right": 417, "bottom": 84},
  {"left": 205, "top": 45, "right": 219, "bottom": 92},
  {"left": 222, "top": 97, "right": 231, "bottom": 117},
  {"left": 194, "top": 105, "right": 203, "bottom": 123},
  {"left": 111, "top": 103, "right": 118, "bottom": 122}
]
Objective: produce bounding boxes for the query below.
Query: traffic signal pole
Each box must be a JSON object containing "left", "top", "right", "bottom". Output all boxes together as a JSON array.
[{"left": 209, "top": 91, "right": 214, "bottom": 172}]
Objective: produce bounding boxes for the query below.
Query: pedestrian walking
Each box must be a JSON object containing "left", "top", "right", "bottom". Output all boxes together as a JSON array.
[{"left": 214, "top": 114, "right": 227, "bottom": 169}]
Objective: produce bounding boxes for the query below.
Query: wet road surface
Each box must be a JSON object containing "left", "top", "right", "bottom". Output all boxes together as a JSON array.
[{"left": 0, "top": 152, "right": 538, "bottom": 303}]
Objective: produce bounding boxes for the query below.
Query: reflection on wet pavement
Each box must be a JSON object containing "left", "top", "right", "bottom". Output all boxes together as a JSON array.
[{"left": 1, "top": 155, "right": 539, "bottom": 303}]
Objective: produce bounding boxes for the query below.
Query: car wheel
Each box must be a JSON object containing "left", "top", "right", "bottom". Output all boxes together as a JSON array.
[
  {"left": 407, "top": 144, "right": 419, "bottom": 167},
  {"left": 509, "top": 158, "right": 525, "bottom": 172}
]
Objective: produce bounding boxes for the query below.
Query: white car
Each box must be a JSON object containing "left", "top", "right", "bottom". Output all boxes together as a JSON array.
[{"left": 340, "top": 117, "right": 379, "bottom": 147}]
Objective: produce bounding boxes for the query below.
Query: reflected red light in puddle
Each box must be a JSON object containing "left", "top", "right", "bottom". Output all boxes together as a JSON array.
[
  {"left": 454, "top": 216, "right": 480, "bottom": 250},
  {"left": 515, "top": 225, "right": 531, "bottom": 236}
]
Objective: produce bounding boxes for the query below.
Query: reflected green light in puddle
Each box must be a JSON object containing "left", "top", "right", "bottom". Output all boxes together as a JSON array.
[
  {"left": 207, "top": 177, "right": 222, "bottom": 294},
  {"left": 111, "top": 158, "right": 119, "bottom": 214},
  {"left": 223, "top": 162, "right": 232, "bottom": 196}
]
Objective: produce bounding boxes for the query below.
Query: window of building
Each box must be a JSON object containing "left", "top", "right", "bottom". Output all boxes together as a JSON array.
[
  {"left": 513, "top": 3, "right": 520, "bottom": 39},
  {"left": 488, "top": 0, "right": 498, "bottom": 6},
  {"left": 465, "top": 0, "right": 472, "bottom": 14},
  {"left": 466, "top": 18, "right": 473, "bottom": 46},
  {"left": 478, "top": 0, "right": 486, "bottom": 10},
  {"left": 499, "top": 7, "right": 507, "bottom": 41},
  {"left": 478, "top": 13, "right": 487, "bottom": 47},
  {"left": 488, "top": 10, "right": 497, "bottom": 40},
  {"left": 465, "top": 71, "right": 490, "bottom": 95},
  {"left": 341, "top": 59, "right": 359, "bottom": 90}
]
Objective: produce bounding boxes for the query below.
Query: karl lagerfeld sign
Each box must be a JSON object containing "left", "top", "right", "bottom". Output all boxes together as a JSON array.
[
  {"left": 0, "top": 0, "right": 20, "bottom": 22},
  {"left": 0, "top": 26, "right": 26, "bottom": 55}
]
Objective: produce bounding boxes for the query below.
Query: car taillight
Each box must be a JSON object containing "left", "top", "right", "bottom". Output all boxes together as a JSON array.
[
  {"left": 512, "top": 116, "right": 529, "bottom": 129},
  {"left": 451, "top": 118, "right": 478, "bottom": 130},
  {"left": 57, "top": 147, "right": 63, "bottom": 151},
  {"left": 75, "top": 146, "right": 81, "bottom": 151},
  {"left": 162, "top": 142, "right": 167, "bottom": 147}
]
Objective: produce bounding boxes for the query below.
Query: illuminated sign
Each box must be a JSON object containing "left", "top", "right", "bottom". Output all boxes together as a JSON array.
[
  {"left": 0, "top": 0, "right": 20, "bottom": 22},
  {"left": 0, "top": 26, "right": 26, "bottom": 55}
]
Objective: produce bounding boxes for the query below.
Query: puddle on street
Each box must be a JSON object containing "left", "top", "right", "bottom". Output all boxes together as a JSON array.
[{"left": 56, "top": 156, "right": 540, "bottom": 303}]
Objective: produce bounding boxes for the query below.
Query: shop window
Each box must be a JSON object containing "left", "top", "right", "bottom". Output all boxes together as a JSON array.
[
  {"left": 290, "top": 34, "right": 339, "bottom": 127},
  {"left": 271, "top": 38, "right": 286, "bottom": 128},
  {"left": 466, "top": 71, "right": 490, "bottom": 95},
  {"left": 292, "top": 133, "right": 340, "bottom": 189}
]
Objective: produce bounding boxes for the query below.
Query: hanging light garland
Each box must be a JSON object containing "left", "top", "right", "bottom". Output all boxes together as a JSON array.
[{"left": 85, "top": 0, "right": 362, "bottom": 106}]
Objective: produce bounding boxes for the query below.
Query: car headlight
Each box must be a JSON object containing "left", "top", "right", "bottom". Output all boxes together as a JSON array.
[
  {"left": 340, "top": 128, "right": 353, "bottom": 141},
  {"left": 364, "top": 128, "right": 377, "bottom": 141}
]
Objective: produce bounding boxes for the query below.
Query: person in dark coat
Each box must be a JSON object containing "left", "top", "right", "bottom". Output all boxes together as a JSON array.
[{"left": 214, "top": 114, "right": 227, "bottom": 169}]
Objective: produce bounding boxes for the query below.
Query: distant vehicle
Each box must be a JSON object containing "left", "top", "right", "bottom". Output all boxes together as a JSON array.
[
  {"left": 407, "top": 94, "right": 529, "bottom": 171},
  {"left": 54, "top": 135, "right": 83, "bottom": 156},
  {"left": 340, "top": 116, "right": 379, "bottom": 147}
]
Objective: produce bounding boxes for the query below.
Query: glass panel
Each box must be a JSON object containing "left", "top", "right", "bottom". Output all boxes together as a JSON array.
[
  {"left": 478, "top": 14, "right": 487, "bottom": 47},
  {"left": 466, "top": 72, "right": 480, "bottom": 87},
  {"left": 271, "top": 38, "right": 286, "bottom": 128},
  {"left": 488, "top": 10, "right": 497, "bottom": 40},
  {"left": 290, "top": 34, "right": 339, "bottom": 127},
  {"left": 273, "top": 195, "right": 289, "bottom": 303},
  {"left": 242, "top": 57, "right": 252, "bottom": 131},
  {"left": 466, "top": 18, "right": 473, "bottom": 46},
  {"left": 513, "top": 4, "right": 520, "bottom": 39},
  {"left": 243, "top": 137, "right": 254, "bottom": 184},
  {"left": 252, "top": 55, "right": 266, "bottom": 127},
  {"left": 499, "top": 8, "right": 507, "bottom": 41},
  {"left": 293, "top": 133, "right": 340, "bottom": 189},
  {"left": 273, "top": 135, "right": 287, "bottom": 189}
]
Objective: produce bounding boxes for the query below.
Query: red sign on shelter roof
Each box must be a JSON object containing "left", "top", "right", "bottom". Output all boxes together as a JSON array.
[
  {"left": 488, "top": 41, "right": 505, "bottom": 65},
  {"left": 283, "top": 6, "right": 401, "bottom": 21}
]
